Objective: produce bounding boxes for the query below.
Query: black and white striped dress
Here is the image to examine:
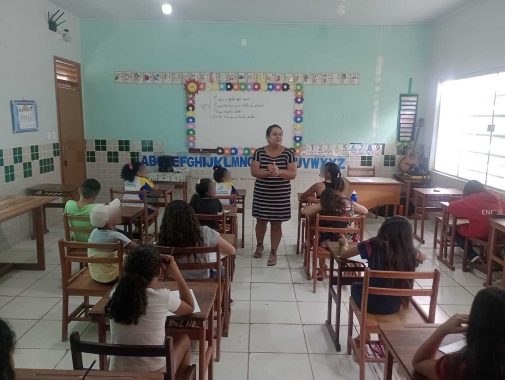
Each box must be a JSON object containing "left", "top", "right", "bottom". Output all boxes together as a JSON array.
[{"left": 252, "top": 147, "right": 296, "bottom": 221}]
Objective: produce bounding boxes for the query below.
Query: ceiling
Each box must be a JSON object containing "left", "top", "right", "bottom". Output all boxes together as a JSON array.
[{"left": 50, "top": 0, "right": 475, "bottom": 24}]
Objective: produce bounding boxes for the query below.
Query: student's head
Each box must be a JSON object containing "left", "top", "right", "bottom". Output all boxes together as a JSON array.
[
  {"left": 444, "top": 287, "right": 505, "bottom": 379},
  {"left": 105, "top": 245, "right": 163, "bottom": 325},
  {"left": 120, "top": 162, "right": 144, "bottom": 182},
  {"left": 90, "top": 198, "right": 122, "bottom": 229},
  {"left": 266, "top": 124, "right": 283, "bottom": 146},
  {"left": 79, "top": 178, "right": 101, "bottom": 201},
  {"left": 213, "top": 165, "right": 231, "bottom": 183},
  {"left": 194, "top": 178, "right": 215, "bottom": 197},
  {"left": 320, "top": 188, "right": 348, "bottom": 216},
  {"left": 463, "top": 180, "right": 485, "bottom": 197},
  {"left": 0, "top": 319, "right": 15, "bottom": 380},
  {"left": 321, "top": 162, "right": 344, "bottom": 192},
  {"left": 158, "top": 200, "right": 204, "bottom": 247}
]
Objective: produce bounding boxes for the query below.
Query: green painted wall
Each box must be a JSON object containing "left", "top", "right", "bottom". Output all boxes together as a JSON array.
[{"left": 81, "top": 21, "right": 431, "bottom": 152}]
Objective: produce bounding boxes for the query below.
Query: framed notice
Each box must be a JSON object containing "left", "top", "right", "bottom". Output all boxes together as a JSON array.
[
  {"left": 396, "top": 94, "right": 418, "bottom": 142},
  {"left": 11, "top": 100, "right": 39, "bottom": 133}
]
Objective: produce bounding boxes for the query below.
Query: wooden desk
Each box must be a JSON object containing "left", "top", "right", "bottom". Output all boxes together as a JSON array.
[
  {"left": 154, "top": 179, "right": 188, "bottom": 202},
  {"left": 89, "top": 282, "right": 217, "bottom": 380},
  {"left": 486, "top": 218, "right": 505, "bottom": 287},
  {"left": 119, "top": 206, "right": 144, "bottom": 239},
  {"left": 343, "top": 177, "right": 401, "bottom": 212},
  {"left": 26, "top": 183, "right": 79, "bottom": 232},
  {"left": 393, "top": 174, "right": 431, "bottom": 217},
  {"left": 325, "top": 242, "right": 366, "bottom": 351},
  {"left": 0, "top": 196, "right": 57, "bottom": 275},
  {"left": 149, "top": 183, "right": 175, "bottom": 208},
  {"left": 413, "top": 188, "right": 462, "bottom": 244},
  {"left": 437, "top": 202, "right": 468, "bottom": 271},
  {"left": 16, "top": 368, "right": 163, "bottom": 380},
  {"left": 379, "top": 324, "right": 464, "bottom": 380}
]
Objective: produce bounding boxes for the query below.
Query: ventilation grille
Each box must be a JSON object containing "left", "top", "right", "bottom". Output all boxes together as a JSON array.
[{"left": 55, "top": 59, "right": 79, "bottom": 87}]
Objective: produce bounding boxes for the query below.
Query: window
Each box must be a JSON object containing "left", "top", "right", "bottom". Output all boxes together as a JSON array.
[{"left": 434, "top": 72, "right": 505, "bottom": 190}]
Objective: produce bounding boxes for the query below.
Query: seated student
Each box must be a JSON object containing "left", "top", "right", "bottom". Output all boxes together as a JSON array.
[
  {"left": 157, "top": 200, "right": 236, "bottom": 280},
  {"left": 64, "top": 178, "right": 101, "bottom": 242},
  {"left": 213, "top": 165, "right": 238, "bottom": 205},
  {"left": 105, "top": 245, "right": 194, "bottom": 373},
  {"left": 413, "top": 287, "right": 505, "bottom": 380},
  {"left": 302, "top": 183, "right": 368, "bottom": 280},
  {"left": 336, "top": 216, "right": 421, "bottom": 314},
  {"left": 448, "top": 180, "right": 505, "bottom": 263},
  {"left": 300, "top": 162, "right": 342, "bottom": 201},
  {"left": 189, "top": 178, "right": 223, "bottom": 229},
  {"left": 0, "top": 319, "right": 15, "bottom": 380},
  {"left": 120, "top": 162, "right": 156, "bottom": 212},
  {"left": 88, "top": 199, "right": 138, "bottom": 284}
]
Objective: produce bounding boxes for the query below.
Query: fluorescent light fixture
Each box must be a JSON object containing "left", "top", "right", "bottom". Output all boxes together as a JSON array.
[{"left": 162, "top": 3, "right": 173, "bottom": 15}]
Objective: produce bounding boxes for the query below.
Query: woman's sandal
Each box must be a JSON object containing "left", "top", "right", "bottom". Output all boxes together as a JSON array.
[
  {"left": 254, "top": 244, "right": 264, "bottom": 258},
  {"left": 267, "top": 249, "right": 277, "bottom": 266}
]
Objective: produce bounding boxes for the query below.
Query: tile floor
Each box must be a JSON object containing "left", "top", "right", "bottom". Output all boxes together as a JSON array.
[{"left": 0, "top": 212, "right": 494, "bottom": 379}]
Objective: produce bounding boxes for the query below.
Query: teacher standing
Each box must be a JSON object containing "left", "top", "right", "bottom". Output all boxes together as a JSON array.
[{"left": 251, "top": 124, "right": 297, "bottom": 266}]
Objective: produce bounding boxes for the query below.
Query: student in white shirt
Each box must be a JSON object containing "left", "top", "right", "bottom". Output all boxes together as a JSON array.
[{"left": 105, "top": 245, "right": 194, "bottom": 373}]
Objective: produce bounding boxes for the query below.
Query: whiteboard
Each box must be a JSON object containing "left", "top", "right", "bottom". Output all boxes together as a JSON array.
[{"left": 194, "top": 91, "right": 294, "bottom": 148}]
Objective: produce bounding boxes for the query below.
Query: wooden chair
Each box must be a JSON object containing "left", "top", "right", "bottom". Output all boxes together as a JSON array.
[
  {"left": 156, "top": 245, "right": 227, "bottom": 361},
  {"left": 148, "top": 187, "right": 174, "bottom": 208},
  {"left": 463, "top": 237, "right": 489, "bottom": 273},
  {"left": 309, "top": 214, "right": 366, "bottom": 292},
  {"left": 110, "top": 188, "right": 159, "bottom": 243},
  {"left": 63, "top": 214, "right": 95, "bottom": 243},
  {"left": 59, "top": 239, "right": 125, "bottom": 341},
  {"left": 433, "top": 215, "right": 443, "bottom": 249},
  {"left": 347, "top": 268, "right": 440, "bottom": 380},
  {"left": 195, "top": 212, "right": 228, "bottom": 234},
  {"left": 70, "top": 332, "right": 196, "bottom": 380},
  {"left": 347, "top": 166, "right": 375, "bottom": 177},
  {"left": 213, "top": 193, "right": 245, "bottom": 248}
]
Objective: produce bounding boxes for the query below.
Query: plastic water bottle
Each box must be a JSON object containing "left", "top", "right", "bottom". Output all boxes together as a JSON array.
[{"left": 351, "top": 190, "right": 358, "bottom": 203}]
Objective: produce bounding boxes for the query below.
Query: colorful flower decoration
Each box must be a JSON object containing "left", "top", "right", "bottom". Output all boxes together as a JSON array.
[
  {"left": 186, "top": 129, "right": 195, "bottom": 136},
  {"left": 294, "top": 136, "right": 303, "bottom": 143},
  {"left": 198, "top": 82, "right": 206, "bottom": 91},
  {"left": 217, "top": 147, "right": 224, "bottom": 155},
  {"left": 294, "top": 115, "right": 303, "bottom": 123},
  {"left": 267, "top": 83, "right": 274, "bottom": 91},
  {"left": 233, "top": 83, "right": 240, "bottom": 91},
  {"left": 230, "top": 147, "right": 239, "bottom": 155},
  {"left": 275, "top": 83, "right": 282, "bottom": 91},
  {"left": 282, "top": 83, "right": 290, "bottom": 91},
  {"left": 185, "top": 79, "right": 199, "bottom": 95},
  {"left": 188, "top": 135, "right": 195, "bottom": 142},
  {"left": 209, "top": 82, "right": 219, "bottom": 91},
  {"left": 188, "top": 141, "right": 195, "bottom": 148},
  {"left": 186, "top": 116, "right": 195, "bottom": 123},
  {"left": 223, "top": 148, "right": 231, "bottom": 156},
  {"left": 186, "top": 105, "right": 195, "bottom": 112},
  {"left": 247, "top": 83, "right": 253, "bottom": 90},
  {"left": 186, "top": 111, "right": 195, "bottom": 117},
  {"left": 295, "top": 83, "right": 303, "bottom": 91},
  {"left": 219, "top": 83, "right": 226, "bottom": 91},
  {"left": 186, "top": 123, "right": 195, "bottom": 129},
  {"left": 295, "top": 109, "right": 303, "bottom": 116},
  {"left": 239, "top": 83, "right": 247, "bottom": 91},
  {"left": 187, "top": 99, "right": 194, "bottom": 105},
  {"left": 295, "top": 91, "right": 303, "bottom": 97},
  {"left": 243, "top": 148, "right": 251, "bottom": 156},
  {"left": 237, "top": 148, "right": 243, "bottom": 156},
  {"left": 294, "top": 142, "right": 301, "bottom": 148},
  {"left": 253, "top": 82, "right": 261, "bottom": 91},
  {"left": 293, "top": 124, "right": 303, "bottom": 131},
  {"left": 295, "top": 96, "right": 304, "bottom": 104},
  {"left": 250, "top": 148, "right": 256, "bottom": 156},
  {"left": 225, "top": 82, "right": 233, "bottom": 91}
]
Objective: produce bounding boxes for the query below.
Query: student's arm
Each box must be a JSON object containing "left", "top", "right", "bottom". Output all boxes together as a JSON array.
[
  {"left": 163, "top": 255, "right": 194, "bottom": 315},
  {"left": 218, "top": 236, "right": 236, "bottom": 256},
  {"left": 352, "top": 202, "right": 368, "bottom": 215},
  {"left": 412, "top": 314, "right": 469, "bottom": 379},
  {"left": 301, "top": 203, "right": 322, "bottom": 217},
  {"left": 447, "top": 198, "right": 468, "bottom": 218},
  {"left": 251, "top": 160, "right": 271, "bottom": 179},
  {"left": 278, "top": 161, "right": 297, "bottom": 180},
  {"left": 300, "top": 183, "right": 319, "bottom": 201},
  {"left": 125, "top": 240, "right": 139, "bottom": 250},
  {"left": 336, "top": 238, "right": 360, "bottom": 260}
]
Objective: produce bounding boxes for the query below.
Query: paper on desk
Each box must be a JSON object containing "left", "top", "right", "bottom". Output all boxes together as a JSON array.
[
  {"left": 168, "top": 289, "right": 201, "bottom": 315},
  {"left": 439, "top": 339, "right": 466, "bottom": 354}
]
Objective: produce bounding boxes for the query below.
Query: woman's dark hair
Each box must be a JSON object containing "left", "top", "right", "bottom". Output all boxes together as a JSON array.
[
  {"left": 213, "top": 165, "right": 228, "bottom": 183},
  {"left": 320, "top": 188, "right": 350, "bottom": 216},
  {"left": 463, "top": 180, "right": 485, "bottom": 197},
  {"left": 266, "top": 124, "right": 283, "bottom": 137},
  {"left": 158, "top": 200, "right": 204, "bottom": 247},
  {"left": 440, "top": 287, "right": 505, "bottom": 380},
  {"left": 0, "top": 319, "right": 15, "bottom": 380},
  {"left": 120, "top": 162, "right": 141, "bottom": 182},
  {"left": 105, "top": 245, "right": 162, "bottom": 325},
  {"left": 190, "top": 178, "right": 213, "bottom": 206},
  {"left": 323, "top": 162, "right": 344, "bottom": 192},
  {"left": 369, "top": 216, "right": 416, "bottom": 305}
]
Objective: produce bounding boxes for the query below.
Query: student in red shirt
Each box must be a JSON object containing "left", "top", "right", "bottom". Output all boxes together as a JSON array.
[
  {"left": 448, "top": 180, "right": 505, "bottom": 263},
  {"left": 413, "top": 287, "right": 505, "bottom": 380}
]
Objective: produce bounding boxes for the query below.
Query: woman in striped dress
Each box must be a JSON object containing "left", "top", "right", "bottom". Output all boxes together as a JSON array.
[{"left": 251, "top": 125, "right": 297, "bottom": 266}]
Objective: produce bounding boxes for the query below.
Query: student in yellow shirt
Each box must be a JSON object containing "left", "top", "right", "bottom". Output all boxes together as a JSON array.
[{"left": 63, "top": 178, "right": 101, "bottom": 242}]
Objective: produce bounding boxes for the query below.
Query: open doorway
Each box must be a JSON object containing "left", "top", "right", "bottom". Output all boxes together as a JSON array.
[{"left": 54, "top": 56, "right": 86, "bottom": 186}]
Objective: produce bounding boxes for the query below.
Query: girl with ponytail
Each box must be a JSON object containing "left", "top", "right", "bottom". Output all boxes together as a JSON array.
[
  {"left": 105, "top": 245, "right": 194, "bottom": 372},
  {"left": 300, "top": 162, "right": 343, "bottom": 201}
]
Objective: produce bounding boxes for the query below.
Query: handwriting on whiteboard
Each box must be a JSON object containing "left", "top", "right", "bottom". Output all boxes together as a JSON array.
[{"left": 200, "top": 94, "right": 266, "bottom": 119}]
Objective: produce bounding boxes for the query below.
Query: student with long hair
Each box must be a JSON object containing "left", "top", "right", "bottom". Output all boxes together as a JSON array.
[
  {"left": 120, "top": 162, "right": 156, "bottom": 211},
  {"left": 189, "top": 178, "right": 223, "bottom": 229},
  {"left": 336, "top": 216, "right": 420, "bottom": 314},
  {"left": 302, "top": 186, "right": 368, "bottom": 280},
  {"left": 158, "top": 200, "right": 236, "bottom": 279},
  {"left": 413, "top": 287, "right": 505, "bottom": 380},
  {"left": 300, "top": 162, "right": 342, "bottom": 201},
  {"left": 105, "top": 245, "right": 194, "bottom": 372},
  {"left": 0, "top": 319, "right": 16, "bottom": 380}
]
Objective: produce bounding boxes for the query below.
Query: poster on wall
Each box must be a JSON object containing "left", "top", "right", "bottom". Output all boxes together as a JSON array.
[{"left": 10, "top": 100, "right": 39, "bottom": 133}]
